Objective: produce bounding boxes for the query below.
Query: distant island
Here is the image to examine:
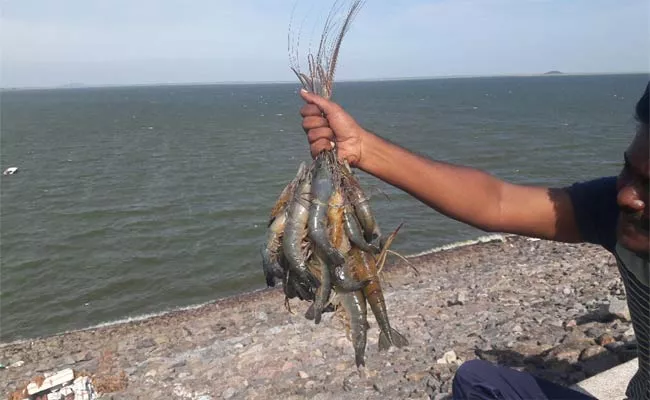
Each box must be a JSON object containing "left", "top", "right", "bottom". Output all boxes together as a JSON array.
[{"left": 543, "top": 71, "right": 564, "bottom": 75}]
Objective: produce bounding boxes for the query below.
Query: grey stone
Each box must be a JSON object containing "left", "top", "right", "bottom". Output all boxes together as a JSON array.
[
  {"left": 136, "top": 338, "right": 156, "bottom": 349},
  {"left": 607, "top": 298, "right": 631, "bottom": 321},
  {"left": 222, "top": 387, "right": 237, "bottom": 399}
]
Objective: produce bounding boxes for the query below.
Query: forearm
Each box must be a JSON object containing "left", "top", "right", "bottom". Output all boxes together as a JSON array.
[{"left": 358, "top": 131, "right": 506, "bottom": 231}]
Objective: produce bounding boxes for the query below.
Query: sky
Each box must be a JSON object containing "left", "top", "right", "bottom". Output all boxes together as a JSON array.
[{"left": 1, "top": 0, "right": 649, "bottom": 88}]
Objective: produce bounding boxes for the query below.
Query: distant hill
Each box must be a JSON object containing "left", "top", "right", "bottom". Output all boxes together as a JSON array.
[{"left": 543, "top": 71, "right": 564, "bottom": 75}]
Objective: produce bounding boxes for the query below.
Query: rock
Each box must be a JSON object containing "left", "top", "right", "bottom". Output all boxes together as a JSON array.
[
  {"left": 623, "top": 327, "right": 635, "bottom": 338},
  {"left": 564, "top": 320, "right": 577, "bottom": 329},
  {"left": 9, "top": 361, "right": 24, "bottom": 368},
  {"left": 513, "top": 325, "right": 523, "bottom": 334},
  {"left": 222, "top": 387, "right": 237, "bottom": 399},
  {"left": 579, "top": 346, "right": 606, "bottom": 361},
  {"left": 145, "top": 370, "right": 157, "bottom": 378},
  {"left": 168, "top": 360, "right": 186, "bottom": 369},
  {"left": 563, "top": 287, "right": 572, "bottom": 295},
  {"left": 342, "top": 373, "right": 361, "bottom": 392},
  {"left": 62, "top": 355, "right": 76, "bottom": 365},
  {"left": 373, "top": 382, "right": 383, "bottom": 393},
  {"left": 604, "top": 341, "right": 626, "bottom": 352},
  {"left": 136, "top": 338, "right": 156, "bottom": 349},
  {"left": 601, "top": 297, "right": 631, "bottom": 321},
  {"left": 584, "top": 327, "right": 601, "bottom": 338},
  {"left": 256, "top": 311, "right": 268, "bottom": 321},
  {"left": 196, "top": 396, "right": 213, "bottom": 400},
  {"left": 73, "top": 352, "right": 93, "bottom": 363},
  {"left": 282, "top": 361, "right": 296, "bottom": 372},
  {"left": 596, "top": 333, "right": 615, "bottom": 346},
  {"left": 436, "top": 351, "right": 458, "bottom": 364},
  {"left": 426, "top": 376, "right": 442, "bottom": 393},
  {"left": 298, "top": 371, "right": 309, "bottom": 379},
  {"left": 447, "top": 291, "right": 467, "bottom": 306},
  {"left": 268, "top": 326, "right": 282, "bottom": 335}
]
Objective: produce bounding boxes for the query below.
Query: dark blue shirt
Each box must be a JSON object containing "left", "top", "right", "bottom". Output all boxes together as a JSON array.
[
  {"left": 565, "top": 176, "right": 619, "bottom": 253},
  {"left": 567, "top": 176, "right": 650, "bottom": 399}
]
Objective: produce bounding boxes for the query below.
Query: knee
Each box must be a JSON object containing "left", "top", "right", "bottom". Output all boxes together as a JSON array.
[{"left": 455, "top": 359, "right": 494, "bottom": 382}]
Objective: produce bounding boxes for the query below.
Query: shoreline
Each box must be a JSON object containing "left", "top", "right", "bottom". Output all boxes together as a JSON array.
[
  {"left": 1, "top": 235, "right": 634, "bottom": 399},
  {"left": 0, "top": 234, "right": 509, "bottom": 349}
]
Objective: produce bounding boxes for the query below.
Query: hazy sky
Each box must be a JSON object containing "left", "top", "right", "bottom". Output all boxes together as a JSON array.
[{"left": 2, "top": 0, "right": 648, "bottom": 88}]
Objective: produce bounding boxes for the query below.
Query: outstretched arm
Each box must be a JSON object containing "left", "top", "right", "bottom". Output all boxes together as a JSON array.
[{"left": 300, "top": 90, "right": 583, "bottom": 243}]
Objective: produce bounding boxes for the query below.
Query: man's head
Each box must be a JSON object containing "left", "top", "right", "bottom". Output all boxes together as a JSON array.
[{"left": 616, "top": 81, "right": 649, "bottom": 256}]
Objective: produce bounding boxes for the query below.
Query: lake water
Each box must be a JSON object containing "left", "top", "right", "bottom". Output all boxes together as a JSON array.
[{"left": 1, "top": 73, "right": 648, "bottom": 342}]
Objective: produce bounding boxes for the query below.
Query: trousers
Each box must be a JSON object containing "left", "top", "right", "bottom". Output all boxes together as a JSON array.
[{"left": 451, "top": 360, "right": 596, "bottom": 400}]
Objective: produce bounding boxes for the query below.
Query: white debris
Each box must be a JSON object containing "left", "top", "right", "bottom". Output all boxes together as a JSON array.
[
  {"left": 26, "top": 369, "right": 97, "bottom": 400},
  {"left": 3, "top": 166, "right": 18, "bottom": 175},
  {"left": 436, "top": 350, "right": 458, "bottom": 364},
  {"left": 28, "top": 368, "right": 74, "bottom": 395},
  {"left": 70, "top": 376, "right": 97, "bottom": 400}
]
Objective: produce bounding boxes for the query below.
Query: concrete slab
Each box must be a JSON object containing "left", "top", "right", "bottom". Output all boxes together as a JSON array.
[{"left": 571, "top": 358, "right": 638, "bottom": 400}]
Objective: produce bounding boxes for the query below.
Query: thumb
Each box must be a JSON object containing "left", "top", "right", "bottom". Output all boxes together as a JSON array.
[{"left": 300, "top": 89, "right": 339, "bottom": 116}]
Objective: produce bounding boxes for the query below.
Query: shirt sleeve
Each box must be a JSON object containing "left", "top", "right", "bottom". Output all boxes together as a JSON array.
[{"left": 565, "top": 176, "right": 619, "bottom": 253}]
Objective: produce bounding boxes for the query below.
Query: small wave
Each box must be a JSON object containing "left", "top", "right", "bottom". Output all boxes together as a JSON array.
[{"left": 405, "top": 234, "right": 510, "bottom": 258}]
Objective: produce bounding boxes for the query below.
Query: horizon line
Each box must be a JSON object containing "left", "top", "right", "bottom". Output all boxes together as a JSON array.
[{"left": 2, "top": 71, "right": 648, "bottom": 92}]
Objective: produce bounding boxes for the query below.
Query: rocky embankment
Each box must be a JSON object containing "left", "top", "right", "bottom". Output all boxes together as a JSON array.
[{"left": 1, "top": 235, "right": 635, "bottom": 399}]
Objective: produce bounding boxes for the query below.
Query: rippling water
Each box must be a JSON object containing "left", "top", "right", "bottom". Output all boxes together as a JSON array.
[{"left": 1, "top": 73, "right": 648, "bottom": 342}]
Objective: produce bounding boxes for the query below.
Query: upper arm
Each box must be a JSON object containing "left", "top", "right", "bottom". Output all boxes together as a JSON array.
[
  {"left": 494, "top": 177, "right": 619, "bottom": 249},
  {"left": 495, "top": 182, "right": 584, "bottom": 243}
]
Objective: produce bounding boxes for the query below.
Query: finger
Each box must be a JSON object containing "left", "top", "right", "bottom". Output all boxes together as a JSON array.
[
  {"left": 300, "top": 89, "right": 340, "bottom": 116},
  {"left": 307, "top": 127, "right": 334, "bottom": 144},
  {"left": 300, "top": 104, "right": 323, "bottom": 118},
  {"left": 302, "top": 116, "right": 329, "bottom": 131},
  {"left": 311, "top": 138, "right": 333, "bottom": 158}
]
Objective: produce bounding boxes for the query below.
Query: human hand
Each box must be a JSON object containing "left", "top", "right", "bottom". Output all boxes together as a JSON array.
[{"left": 299, "top": 89, "right": 367, "bottom": 167}]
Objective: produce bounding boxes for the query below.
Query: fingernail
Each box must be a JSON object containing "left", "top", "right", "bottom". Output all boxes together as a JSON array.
[
  {"left": 300, "top": 88, "right": 308, "bottom": 94},
  {"left": 633, "top": 200, "right": 645, "bottom": 208}
]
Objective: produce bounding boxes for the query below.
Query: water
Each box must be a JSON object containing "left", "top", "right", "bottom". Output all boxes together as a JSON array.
[{"left": 1, "top": 73, "right": 648, "bottom": 342}]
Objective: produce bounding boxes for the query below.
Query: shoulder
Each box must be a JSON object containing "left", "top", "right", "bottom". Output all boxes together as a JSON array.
[{"left": 564, "top": 176, "right": 619, "bottom": 252}]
